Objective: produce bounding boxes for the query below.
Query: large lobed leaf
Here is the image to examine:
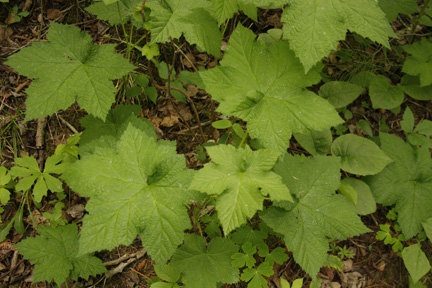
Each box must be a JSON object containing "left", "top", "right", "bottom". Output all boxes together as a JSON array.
[
  {"left": 15, "top": 224, "right": 106, "bottom": 285},
  {"left": 200, "top": 25, "right": 342, "bottom": 154},
  {"left": 364, "top": 133, "right": 432, "bottom": 239},
  {"left": 147, "top": 0, "right": 222, "bottom": 57},
  {"left": 62, "top": 121, "right": 195, "bottom": 263},
  {"left": 402, "top": 38, "right": 432, "bottom": 87},
  {"left": 261, "top": 154, "right": 370, "bottom": 279},
  {"left": 190, "top": 144, "right": 291, "bottom": 234},
  {"left": 5, "top": 23, "right": 135, "bottom": 121},
  {"left": 282, "top": 0, "right": 395, "bottom": 71},
  {"left": 170, "top": 234, "right": 239, "bottom": 288}
]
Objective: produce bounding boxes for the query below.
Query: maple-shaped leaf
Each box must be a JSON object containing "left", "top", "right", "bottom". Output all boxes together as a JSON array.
[
  {"left": 261, "top": 154, "right": 370, "bottom": 279},
  {"left": 10, "top": 154, "right": 66, "bottom": 202},
  {"left": 231, "top": 242, "right": 257, "bottom": 268},
  {"left": 170, "top": 234, "right": 239, "bottom": 288},
  {"left": 241, "top": 262, "right": 274, "bottom": 288},
  {"left": 15, "top": 224, "right": 106, "bottom": 285},
  {"left": 62, "top": 122, "right": 194, "bottom": 263},
  {"left": 86, "top": 0, "right": 143, "bottom": 27},
  {"left": 199, "top": 25, "right": 342, "bottom": 154},
  {"left": 211, "top": 0, "right": 257, "bottom": 25},
  {"left": 190, "top": 144, "right": 292, "bottom": 234},
  {"left": 147, "top": 0, "right": 222, "bottom": 57},
  {"left": 282, "top": 0, "right": 395, "bottom": 71},
  {"left": 364, "top": 133, "right": 432, "bottom": 239},
  {"left": 5, "top": 23, "right": 135, "bottom": 121},
  {"left": 78, "top": 104, "right": 154, "bottom": 155},
  {"left": 402, "top": 38, "right": 432, "bottom": 87}
]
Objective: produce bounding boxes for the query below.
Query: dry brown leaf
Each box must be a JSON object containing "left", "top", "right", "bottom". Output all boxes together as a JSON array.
[{"left": 46, "top": 9, "right": 62, "bottom": 20}]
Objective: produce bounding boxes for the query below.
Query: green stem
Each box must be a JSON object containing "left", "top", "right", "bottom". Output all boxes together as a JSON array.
[
  {"left": 409, "top": 0, "right": 431, "bottom": 43},
  {"left": 117, "top": 2, "right": 130, "bottom": 53},
  {"left": 238, "top": 131, "right": 248, "bottom": 149}
]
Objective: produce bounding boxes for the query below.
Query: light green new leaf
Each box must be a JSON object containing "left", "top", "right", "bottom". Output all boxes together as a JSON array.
[
  {"left": 86, "top": 0, "right": 142, "bottom": 26},
  {"left": 170, "top": 234, "right": 239, "bottom": 288},
  {"left": 5, "top": 23, "right": 135, "bottom": 121},
  {"left": 62, "top": 122, "right": 194, "bottom": 263},
  {"left": 231, "top": 242, "right": 257, "bottom": 268},
  {"left": 200, "top": 25, "right": 342, "bottom": 154},
  {"left": 147, "top": 0, "right": 222, "bottom": 57},
  {"left": 282, "top": 0, "right": 395, "bottom": 71},
  {"left": 378, "top": 0, "right": 418, "bottom": 21},
  {"left": 318, "top": 81, "right": 364, "bottom": 108},
  {"left": 190, "top": 144, "right": 292, "bottom": 234},
  {"left": 14, "top": 224, "right": 106, "bottom": 285},
  {"left": 402, "top": 244, "right": 431, "bottom": 284},
  {"left": 331, "top": 134, "right": 392, "bottom": 175},
  {"left": 403, "top": 38, "right": 432, "bottom": 87},
  {"left": 369, "top": 74, "right": 404, "bottom": 109},
  {"left": 0, "top": 166, "right": 14, "bottom": 205},
  {"left": 261, "top": 155, "right": 370, "bottom": 279},
  {"left": 364, "top": 133, "right": 432, "bottom": 239},
  {"left": 401, "top": 107, "right": 415, "bottom": 133},
  {"left": 10, "top": 154, "right": 66, "bottom": 202}
]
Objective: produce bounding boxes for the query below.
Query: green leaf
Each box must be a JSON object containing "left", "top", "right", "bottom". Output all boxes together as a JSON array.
[
  {"left": 10, "top": 154, "right": 66, "bottom": 202},
  {"left": 414, "top": 120, "right": 432, "bottom": 136},
  {"left": 401, "top": 107, "right": 415, "bottom": 133},
  {"left": 190, "top": 145, "right": 292, "bottom": 233},
  {"left": 241, "top": 262, "right": 273, "bottom": 288},
  {"left": 0, "top": 166, "right": 13, "bottom": 205},
  {"left": 402, "top": 244, "right": 431, "bottom": 283},
  {"left": 86, "top": 0, "right": 142, "bottom": 26},
  {"left": 282, "top": 0, "right": 394, "bottom": 71},
  {"left": 331, "top": 134, "right": 392, "bottom": 176},
  {"left": 261, "top": 155, "right": 370, "bottom": 279},
  {"left": 211, "top": 0, "right": 257, "bottom": 25},
  {"left": 342, "top": 178, "right": 376, "bottom": 215},
  {"left": 422, "top": 217, "right": 432, "bottom": 242},
  {"left": 378, "top": 0, "right": 418, "bottom": 21},
  {"left": 62, "top": 122, "right": 194, "bottom": 263},
  {"left": 364, "top": 133, "right": 432, "bottom": 239},
  {"left": 212, "top": 119, "right": 232, "bottom": 129},
  {"left": 231, "top": 242, "right": 257, "bottom": 268},
  {"left": 246, "top": 0, "right": 289, "bottom": 9},
  {"left": 200, "top": 25, "right": 342, "bottom": 154},
  {"left": 14, "top": 224, "right": 106, "bottom": 285},
  {"left": 323, "top": 255, "right": 343, "bottom": 271},
  {"left": 266, "top": 247, "right": 288, "bottom": 265},
  {"left": 147, "top": 0, "right": 222, "bottom": 57},
  {"left": 400, "top": 75, "right": 432, "bottom": 101},
  {"left": 5, "top": 23, "right": 135, "bottom": 121},
  {"left": 153, "top": 264, "right": 181, "bottom": 283},
  {"left": 79, "top": 105, "right": 152, "bottom": 155},
  {"left": 294, "top": 129, "right": 332, "bottom": 156},
  {"left": 403, "top": 38, "right": 432, "bottom": 87},
  {"left": 369, "top": 74, "right": 404, "bottom": 109},
  {"left": 230, "top": 225, "right": 268, "bottom": 250},
  {"left": 338, "top": 180, "right": 357, "bottom": 206},
  {"left": 318, "top": 81, "right": 364, "bottom": 108},
  {"left": 170, "top": 234, "right": 239, "bottom": 288}
]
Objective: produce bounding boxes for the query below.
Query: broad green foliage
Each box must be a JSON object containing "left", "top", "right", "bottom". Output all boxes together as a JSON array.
[
  {"left": 400, "top": 75, "right": 432, "bottom": 101},
  {"left": 369, "top": 74, "right": 404, "bottom": 110},
  {"left": 62, "top": 122, "right": 195, "bottom": 263},
  {"left": 401, "top": 107, "right": 432, "bottom": 148},
  {"left": 152, "top": 264, "right": 181, "bottom": 287},
  {"left": 241, "top": 262, "right": 274, "bottom": 288},
  {"left": 331, "top": 134, "right": 392, "bottom": 175},
  {"left": 247, "top": 0, "right": 289, "bottom": 9},
  {"left": 378, "top": 0, "right": 418, "bottom": 21},
  {"left": 14, "top": 224, "right": 106, "bottom": 285},
  {"left": 231, "top": 242, "right": 257, "bottom": 268},
  {"left": 230, "top": 225, "right": 268, "bottom": 251},
  {"left": 423, "top": 217, "right": 432, "bottom": 241},
  {"left": 364, "top": 133, "right": 432, "bottom": 239},
  {"left": 78, "top": 104, "right": 153, "bottom": 155},
  {"left": 293, "top": 129, "right": 332, "bottom": 156},
  {"left": 170, "top": 234, "right": 239, "bottom": 288},
  {"left": 341, "top": 178, "right": 376, "bottom": 215},
  {"left": 282, "top": 0, "right": 394, "bottom": 71},
  {"left": 318, "top": 81, "right": 364, "bottom": 108},
  {"left": 211, "top": 0, "right": 257, "bottom": 25},
  {"left": 403, "top": 38, "right": 432, "bottom": 87},
  {"left": 86, "top": 0, "right": 142, "bottom": 26},
  {"left": 190, "top": 144, "right": 291, "bottom": 233},
  {"left": 147, "top": 0, "right": 222, "bottom": 57},
  {"left": 262, "top": 155, "right": 369, "bottom": 278},
  {"left": 200, "top": 25, "right": 342, "bottom": 154},
  {"left": 5, "top": 23, "right": 134, "bottom": 121},
  {"left": 10, "top": 154, "right": 66, "bottom": 202},
  {"left": 401, "top": 244, "right": 431, "bottom": 284}
]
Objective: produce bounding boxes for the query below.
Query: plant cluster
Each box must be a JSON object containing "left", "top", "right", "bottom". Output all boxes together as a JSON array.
[{"left": 1, "top": 0, "right": 432, "bottom": 287}]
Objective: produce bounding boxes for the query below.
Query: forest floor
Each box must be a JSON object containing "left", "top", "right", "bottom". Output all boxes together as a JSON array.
[{"left": 1, "top": 0, "right": 432, "bottom": 287}]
